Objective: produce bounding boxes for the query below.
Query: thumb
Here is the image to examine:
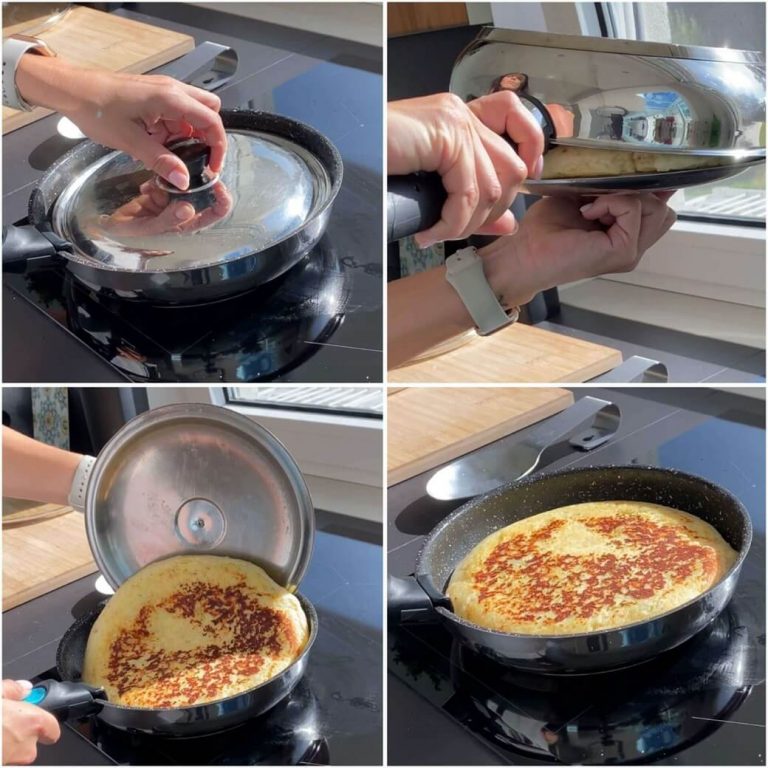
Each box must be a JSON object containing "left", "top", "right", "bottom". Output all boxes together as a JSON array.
[
  {"left": 121, "top": 125, "right": 190, "bottom": 190},
  {"left": 3, "top": 679, "right": 33, "bottom": 700}
]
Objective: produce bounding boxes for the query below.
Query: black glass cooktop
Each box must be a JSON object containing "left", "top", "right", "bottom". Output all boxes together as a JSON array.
[
  {"left": 4, "top": 233, "right": 379, "bottom": 383},
  {"left": 388, "top": 389, "right": 766, "bottom": 765},
  {"left": 3, "top": 14, "right": 382, "bottom": 383},
  {"left": 6, "top": 519, "right": 383, "bottom": 765}
]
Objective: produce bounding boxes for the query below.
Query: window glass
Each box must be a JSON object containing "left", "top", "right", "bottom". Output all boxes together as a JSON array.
[{"left": 604, "top": 2, "right": 765, "bottom": 223}]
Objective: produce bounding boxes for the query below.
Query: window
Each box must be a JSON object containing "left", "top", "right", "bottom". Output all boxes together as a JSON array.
[
  {"left": 212, "top": 387, "right": 383, "bottom": 521},
  {"left": 599, "top": 2, "right": 766, "bottom": 225},
  {"left": 225, "top": 387, "right": 383, "bottom": 418},
  {"left": 148, "top": 387, "right": 383, "bottom": 521}
]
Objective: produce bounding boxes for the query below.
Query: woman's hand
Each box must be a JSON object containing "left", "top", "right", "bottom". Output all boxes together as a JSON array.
[
  {"left": 2, "top": 680, "right": 61, "bottom": 765},
  {"left": 388, "top": 92, "right": 544, "bottom": 248},
  {"left": 16, "top": 56, "right": 227, "bottom": 191},
  {"left": 482, "top": 192, "right": 677, "bottom": 304}
]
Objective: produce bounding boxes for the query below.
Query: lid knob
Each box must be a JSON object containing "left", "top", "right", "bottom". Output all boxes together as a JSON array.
[{"left": 171, "top": 141, "right": 212, "bottom": 190}]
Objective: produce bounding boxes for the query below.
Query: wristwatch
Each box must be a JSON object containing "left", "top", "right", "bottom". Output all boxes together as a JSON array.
[
  {"left": 67, "top": 455, "right": 97, "bottom": 513},
  {"left": 445, "top": 246, "right": 519, "bottom": 335},
  {"left": 2, "top": 34, "right": 57, "bottom": 112}
]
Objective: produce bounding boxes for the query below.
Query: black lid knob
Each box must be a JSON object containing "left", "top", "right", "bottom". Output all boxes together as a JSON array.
[{"left": 171, "top": 141, "right": 211, "bottom": 189}]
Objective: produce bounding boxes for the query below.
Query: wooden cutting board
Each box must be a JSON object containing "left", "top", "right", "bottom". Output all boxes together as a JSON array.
[
  {"left": 388, "top": 387, "right": 574, "bottom": 485},
  {"left": 3, "top": 506, "right": 97, "bottom": 610},
  {"left": 389, "top": 323, "right": 622, "bottom": 383},
  {"left": 3, "top": 5, "right": 195, "bottom": 134},
  {"left": 3, "top": 498, "right": 71, "bottom": 525}
]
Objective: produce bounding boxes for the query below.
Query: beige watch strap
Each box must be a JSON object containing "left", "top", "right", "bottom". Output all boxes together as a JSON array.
[
  {"left": 445, "top": 246, "right": 518, "bottom": 335},
  {"left": 67, "top": 455, "right": 97, "bottom": 513},
  {"left": 2, "top": 35, "right": 55, "bottom": 111}
]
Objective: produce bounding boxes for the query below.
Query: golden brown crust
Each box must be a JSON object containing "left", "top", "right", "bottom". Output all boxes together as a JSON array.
[
  {"left": 447, "top": 501, "right": 737, "bottom": 635},
  {"left": 83, "top": 555, "right": 308, "bottom": 708},
  {"left": 541, "top": 145, "right": 730, "bottom": 179}
]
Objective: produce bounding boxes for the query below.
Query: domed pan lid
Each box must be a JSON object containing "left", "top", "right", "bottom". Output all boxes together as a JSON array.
[
  {"left": 46, "top": 111, "right": 341, "bottom": 274},
  {"left": 85, "top": 403, "right": 314, "bottom": 591}
]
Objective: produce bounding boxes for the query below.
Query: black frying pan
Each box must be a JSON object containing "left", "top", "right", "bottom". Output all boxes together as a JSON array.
[
  {"left": 3, "top": 110, "right": 343, "bottom": 304},
  {"left": 389, "top": 465, "right": 751, "bottom": 674},
  {"left": 25, "top": 594, "right": 318, "bottom": 737}
]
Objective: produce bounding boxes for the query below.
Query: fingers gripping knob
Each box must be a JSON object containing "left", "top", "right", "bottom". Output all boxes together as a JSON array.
[{"left": 171, "top": 140, "right": 212, "bottom": 190}]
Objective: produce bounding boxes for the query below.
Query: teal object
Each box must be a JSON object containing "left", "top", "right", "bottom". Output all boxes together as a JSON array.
[{"left": 24, "top": 687, "right": 47, "bottom": 705}]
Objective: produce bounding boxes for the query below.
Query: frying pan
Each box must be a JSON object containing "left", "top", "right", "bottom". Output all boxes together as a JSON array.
[
  {"left": 25, "top": 593, "right": 318, "bottom": 737},
  {"left": 389, "top": 465, "right": 752, "bottom": 674},
  {"left": 388, "top": 27, "right": 765, "bottom": 241},
  {"left": 3, "top": 110, "right": 343, "bottom": 304},
  {"left": 387, "top": 159, "right": 764, "bottom": 242}
]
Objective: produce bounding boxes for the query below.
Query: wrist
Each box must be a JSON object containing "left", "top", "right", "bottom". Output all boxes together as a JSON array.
[
  {"left": 478, "top": 235, "right": 538, "bottom": 308},
  {"left": 16, "top": 55, "right": 83, "bottom": 114}
]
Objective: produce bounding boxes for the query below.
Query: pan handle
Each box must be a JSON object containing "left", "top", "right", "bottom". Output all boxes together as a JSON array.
[
  {"left": 386, "top": 108, "right": 553, "bottom": 243},
  {"left": 389, "top": 574, "right": 452, "bottom": 624},
  {"left": 388, "top": 575, "right": 436, "bottom": 623},
  {"left": 387, "top": 173, "right": 446, "bottom": 243},
  {"left": 2, "top": 225, "right": 71, "bottom": 270},
  {"left": 23, "top": 680, "right": 106, "bottom": 721}
]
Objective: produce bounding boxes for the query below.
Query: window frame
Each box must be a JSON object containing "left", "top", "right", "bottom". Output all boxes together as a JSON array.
[
  {"left": 223, "top": 387, "right": 383, "bottom": 421},
  {"left": 601, "top": 219, "right": 765, "bottom": 307}
]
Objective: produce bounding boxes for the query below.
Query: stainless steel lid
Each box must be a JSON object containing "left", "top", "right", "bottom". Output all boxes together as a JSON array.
[
  {"left": 51, "top": 130, "right": 333, "bottom": 273},
  {"left": 85, "top": 403, "right": 314, "bottom": 591},
  {"left": 450, "top": 27, "right": 766, "bottom": 156}
]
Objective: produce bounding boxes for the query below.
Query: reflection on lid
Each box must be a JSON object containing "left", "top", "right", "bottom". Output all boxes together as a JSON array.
[{"left": 52, "top": 131, "right": 331, "bottom": 273}]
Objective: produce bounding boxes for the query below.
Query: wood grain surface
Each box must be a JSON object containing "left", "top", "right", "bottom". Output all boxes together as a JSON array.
[
  {"left": 388, "top": 2, "right": 469, "bottom": 36},
  {"left": 389, "top": 324, "right": 622, "bottom": 383},
  {"left": 3, "top": 507, "right": 97, "bottom": 610},
  {"left": 388, "top": 387, "right": 574, "bottom": 485}
]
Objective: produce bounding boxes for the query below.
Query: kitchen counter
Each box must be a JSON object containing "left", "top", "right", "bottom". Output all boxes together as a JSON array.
[
  {"left": 3, "top": 510, "right": 383, "bottom": 765},
  {"left": 388, "top": 388, "right": 765, "bottom": 765},
  {"left": 3, "top": 4, "right": 382, "bottom": 384}
]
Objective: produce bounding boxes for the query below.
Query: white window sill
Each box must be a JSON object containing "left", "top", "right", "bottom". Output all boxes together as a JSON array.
[
  {"left": 600, "top": 220, "right": 765, "bottom": 309},
  {"left": 559, "top": 280, "right": 765, "bottom": 350}
]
